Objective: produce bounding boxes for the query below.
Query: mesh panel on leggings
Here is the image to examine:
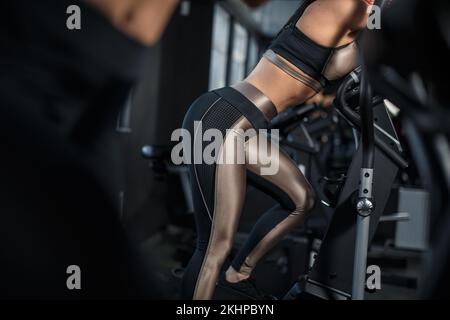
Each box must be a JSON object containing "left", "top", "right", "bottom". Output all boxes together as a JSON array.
[{"left": 194, "top": 98, "right": 243, "bottom": 218}]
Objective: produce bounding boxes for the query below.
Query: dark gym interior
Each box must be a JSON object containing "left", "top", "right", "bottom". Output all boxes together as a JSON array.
[{"left": 0, "top": 0, "right": 449, "bottom": 304}]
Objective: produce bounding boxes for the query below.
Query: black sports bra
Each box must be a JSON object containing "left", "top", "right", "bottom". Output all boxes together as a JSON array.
[{"left": 265, "top": 0, "right": 360, "bottom": 92}]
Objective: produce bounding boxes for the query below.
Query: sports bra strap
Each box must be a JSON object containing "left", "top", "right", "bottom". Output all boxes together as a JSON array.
[{"left": 266, "top": 0, "right": 361, "bottom": 91}]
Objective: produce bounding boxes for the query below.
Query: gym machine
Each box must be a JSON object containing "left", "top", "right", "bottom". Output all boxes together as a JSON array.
[{"left": 284, "top": 66, "right": 409, "bottom": 300}]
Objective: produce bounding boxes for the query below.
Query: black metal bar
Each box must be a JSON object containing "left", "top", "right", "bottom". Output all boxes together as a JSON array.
[
  {"left": 225, "top": 17, "right": 235, "bottom": 86},
  {"left": 218, "top": 0, "right": 269, "bottom": 40},
  {"left": 335, "top": 76, "right": 409, "bottom": 169},
  {"left": 337, "top": 104, "right": 409, "bottom": 169},
  {"left": 244, "top": 34, "right": 251, "bottom": 74},
  {"left": 359, "top": 71, "right": 375, "bottom": 169}
]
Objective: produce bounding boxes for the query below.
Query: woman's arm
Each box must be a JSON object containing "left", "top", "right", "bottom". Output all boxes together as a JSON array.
[
  {"left": 246, "top": 0, "right": 373, "bottom": 112},
  {"left": 86, "top": 0, "right": 270, "bottom": 45},
  {"left": 86, "top": 0, "right": 179, "bottom": 45},
  {"left": 298, "top": 0, "right": 373, "bottom": 47}
]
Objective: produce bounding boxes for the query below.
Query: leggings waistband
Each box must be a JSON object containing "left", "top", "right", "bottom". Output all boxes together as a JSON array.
[{"left": 232, "top": 81, "right": 278, "bottom": 120}]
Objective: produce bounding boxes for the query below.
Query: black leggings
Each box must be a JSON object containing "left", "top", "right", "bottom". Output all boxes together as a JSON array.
[{"left": 181, "top": 83, "right": 315, "bottom": 299}]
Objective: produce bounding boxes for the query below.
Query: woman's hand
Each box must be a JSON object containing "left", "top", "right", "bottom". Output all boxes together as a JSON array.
[{"left": 306, "top": 92, "right": 335, "bottom": 108}]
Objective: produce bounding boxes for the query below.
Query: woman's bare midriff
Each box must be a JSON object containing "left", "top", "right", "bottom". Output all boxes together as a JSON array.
[
  {"left": 243, "top": 0, "right": 370, "bottom": 114},
  {"left": 244, "top": 58, "right": 317, "bottom": 114}
]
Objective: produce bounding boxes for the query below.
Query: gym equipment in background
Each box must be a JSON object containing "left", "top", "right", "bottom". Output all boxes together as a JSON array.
[
  {"left": 284, "top": 67, "right": 409, "bottom": 300},
  {"left": 362, "top": 0, "right": 450, "bottom": 299}
]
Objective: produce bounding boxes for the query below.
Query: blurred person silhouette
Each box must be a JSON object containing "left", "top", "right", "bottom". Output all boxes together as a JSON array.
[
  {"left": 0, "top": 0, "right": 275, "bottom": 299},
  {"left": 0, "top": 0, "right": 178, "bottom": 299}
]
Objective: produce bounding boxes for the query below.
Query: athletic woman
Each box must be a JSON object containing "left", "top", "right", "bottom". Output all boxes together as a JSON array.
[{"left": 182, "top": 0, "right": 375, "bottom": 300}]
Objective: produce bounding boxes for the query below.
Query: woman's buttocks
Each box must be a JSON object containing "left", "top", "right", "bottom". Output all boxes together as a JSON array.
[{"left": 183, "top": 91, "right": 245, "bottom": 135}]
